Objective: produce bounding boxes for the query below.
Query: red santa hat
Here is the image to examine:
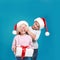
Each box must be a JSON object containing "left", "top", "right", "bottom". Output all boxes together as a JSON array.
[
  {"left": 34, "top": 17, "right": 50, "bottom": 36},
  {"left": 12, "top": 20, "right": 29, "bottom": 35}
]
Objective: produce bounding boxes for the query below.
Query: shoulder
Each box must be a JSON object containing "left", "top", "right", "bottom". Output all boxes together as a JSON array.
[
  {"left": 26, "top": 35, "right": 32, "bottom": 40},
  {"left": 35, "top": 30, "right": 41, "bottom": 35},
  {"left": 35, "top": 30, "right": 41, "bottom": 33},
  {"left": 14, "top": 35, "right": 20, "bottom": 39}
]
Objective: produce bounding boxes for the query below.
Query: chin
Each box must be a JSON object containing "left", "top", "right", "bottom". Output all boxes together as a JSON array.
[{"left": 21, "top": 32, "right": 25, "bottom": 34}]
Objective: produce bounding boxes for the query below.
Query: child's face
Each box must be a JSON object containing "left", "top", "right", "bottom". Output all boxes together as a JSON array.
[
  {"left": 17, "top": 24, "right": 27, "bottom": 35},
  {"left": 32, "top": 21, "right": 40, "bottom": 30}
]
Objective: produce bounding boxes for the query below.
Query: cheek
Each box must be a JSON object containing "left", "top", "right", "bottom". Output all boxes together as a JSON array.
[
  {"left": 36, "top": 27, "right": 38, "bottom": 29},
  {"left": 35, "top": 26, "right": 39, "bottom": 30},
  {"left": 17, "top": 28, "right": 20, "bottom": 31},
  {"left": 35, "top": 25, "right": 38, "bottom": 28}
]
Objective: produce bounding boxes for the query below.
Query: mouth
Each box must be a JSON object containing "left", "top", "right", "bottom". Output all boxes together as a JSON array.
[{"left": 20, "top": 31, "right": 25, "bottom": 34}]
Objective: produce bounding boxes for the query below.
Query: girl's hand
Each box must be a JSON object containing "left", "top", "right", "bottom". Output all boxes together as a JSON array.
[{"left": 12, "top": 48, "right": 16, "bottom": 54}]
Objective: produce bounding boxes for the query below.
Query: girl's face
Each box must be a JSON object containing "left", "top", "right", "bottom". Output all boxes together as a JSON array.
[
  {"left": 32, "top": 21, "right": 40, "bottom": 30},
  {"left": 17, "top": 24, "right": 27, "bottom": 35}
]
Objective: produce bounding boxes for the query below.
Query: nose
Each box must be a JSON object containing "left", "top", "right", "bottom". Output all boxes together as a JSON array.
[
  {"left": 22, "top": 26, "right": 25, "bottom": 29},
  {"left": 34, "top": 25, "right": 37, "bottom": 28}
]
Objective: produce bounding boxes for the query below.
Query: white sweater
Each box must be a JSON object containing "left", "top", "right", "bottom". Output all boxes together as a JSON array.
[{"left": 29, "top": 27, "right": 41, "bottom": 49}]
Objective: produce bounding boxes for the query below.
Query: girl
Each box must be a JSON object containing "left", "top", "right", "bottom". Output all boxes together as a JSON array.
[{"left": 12, "top": 21, "right": 34, "bottom": 60}]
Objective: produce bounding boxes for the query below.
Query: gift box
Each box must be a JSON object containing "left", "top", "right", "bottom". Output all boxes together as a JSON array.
[{"left": 15, "top": 46, "right": 34, "bottom": 57}]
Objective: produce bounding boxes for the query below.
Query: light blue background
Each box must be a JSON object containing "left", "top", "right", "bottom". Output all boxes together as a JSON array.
[{"left": 0, "top": 0, "right": 60, "bottom": 60}]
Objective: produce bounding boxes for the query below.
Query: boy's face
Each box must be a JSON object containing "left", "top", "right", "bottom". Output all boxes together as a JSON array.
[
  {"left": 32, "top": 21, "right": 40, "bottom": 30},
  {"left": 17, "top": 24, "right": 27, "bottom": 34}
]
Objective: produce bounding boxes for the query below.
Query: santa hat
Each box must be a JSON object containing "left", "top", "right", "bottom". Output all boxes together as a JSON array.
[
  {"left": 12, "top": 20, "right": 29, "bottom": 35},
  {"left": 34, "top": 17, "right": 50, "bottom": 36}
]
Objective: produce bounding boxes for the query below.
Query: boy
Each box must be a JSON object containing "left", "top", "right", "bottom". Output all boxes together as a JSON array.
[{"left": 27, "top": 17, "right": 50, "bottom": 60}]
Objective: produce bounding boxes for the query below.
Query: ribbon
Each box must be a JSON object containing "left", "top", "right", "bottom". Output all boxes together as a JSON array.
[{"left": 21, "top": 46, "right": 29, "bottom": 60}]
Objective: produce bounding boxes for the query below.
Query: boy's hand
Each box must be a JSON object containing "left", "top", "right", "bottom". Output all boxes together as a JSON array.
[{"left": 25, "top": 27, "right": 29, "bottom": 33}]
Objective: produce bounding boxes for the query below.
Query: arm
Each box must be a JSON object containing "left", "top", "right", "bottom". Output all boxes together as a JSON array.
[
  {"left": 25, "top": 27, "right": 36, "bottom": 40},
  {"left": 29, "top": 36, "right": 34, "bottom": 48},
  {"left": 28, "top": 30, "right": 36, "bottom": 40},
  {"left": 26, "top": 27, "right": 41, "bottom": 40},
  {"left": 28, "top": 30, "right": 41, "bottom": 41},
  {"left": 12, "top": 37, "right": 16, "bottom": 54}
]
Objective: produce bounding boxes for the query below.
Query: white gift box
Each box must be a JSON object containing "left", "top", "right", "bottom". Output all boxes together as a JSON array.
[{"left": 15, "top": 46, "right": 34, "bottom": 57}]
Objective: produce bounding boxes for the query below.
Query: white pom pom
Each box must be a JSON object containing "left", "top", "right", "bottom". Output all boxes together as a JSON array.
[
  {"left": 12, "top": 30, "right": 17, "bottom": 35},
  {"left": 45, "top": 32, "right": 50, "bottom": 36}
]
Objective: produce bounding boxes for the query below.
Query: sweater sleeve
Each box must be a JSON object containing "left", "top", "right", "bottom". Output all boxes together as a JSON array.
[
  {"left": 29, "top": 27, "right": 41, "bottom": 40},
  {"left": 12, "top": 36, "right": 16, "bottom": 51},
  {"left": 35, "top": 30, "right": 41, "bottom": 40},
  {"left": 29, "top": 36, "right": 34, "bottom": 48}
]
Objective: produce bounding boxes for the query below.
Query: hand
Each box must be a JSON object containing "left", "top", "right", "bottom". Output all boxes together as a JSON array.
[
  {"left": 13, "top": 48, "right": 16, "bottom": 54},
  {"left": 25, "top": 27, "right": 29, "bottom": 33}
]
